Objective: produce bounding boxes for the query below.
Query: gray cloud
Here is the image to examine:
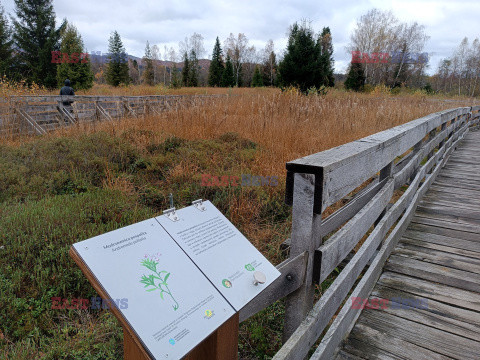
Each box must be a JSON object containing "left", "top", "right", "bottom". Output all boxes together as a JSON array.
[{"left": 1, "top": 0, "right": 478, "bottom": 74}]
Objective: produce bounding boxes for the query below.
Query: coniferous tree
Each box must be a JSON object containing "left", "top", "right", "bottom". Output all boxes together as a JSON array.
[
  {"left": 0, "top": 4, "right": 12, "bottom": 77},
  {"left": 344, "top": 61, "right": 366, "bottom": 91},
  {"left": 143, "top": 41, "right": 154, "bottom": 86},
  {"left": 12, "top": 0, "right": 66, "bottom": 87},
  {"left": 170, "top": 63, "right": 180, "bottom": 88},
  {"left": 278, "top": 21, "right": 327, "bottom": 92},
  {"left": 56, "top": 24, "right": 93, "bottom": 90},
  {"left": 208, "top": 37, "right": 224, "bottom": 86},
  {"left": 319, "top": 27, "right": 335, "bottom": 87},
  {"left": 221, "top": 55, "right": 235, "bottom": 87},
  {"left": 105, "top": 31, "right": 130, "bottom": 86},
  {"left": 252, "top": 65, "right": 263, "bottom": 87},
  {"left": 188, "top": 49, "right": 198, "bottom": 87},
  {"left": 181, "top": 52, "right": 189, "bottom": 87}
]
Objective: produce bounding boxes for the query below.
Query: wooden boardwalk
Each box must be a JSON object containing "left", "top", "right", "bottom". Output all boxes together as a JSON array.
[{"left": 337, "top": 129, "right": 480, "bottom": 360}]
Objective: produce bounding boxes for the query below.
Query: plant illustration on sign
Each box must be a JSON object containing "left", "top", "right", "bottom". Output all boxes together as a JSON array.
[{"left": 140, "top": 258, "right": 179, "bottom": 311}]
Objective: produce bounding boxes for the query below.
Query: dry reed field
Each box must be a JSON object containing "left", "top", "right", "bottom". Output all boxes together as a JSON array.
[
  {"left": 14, "top": 88, "right": 476, "bottom": 172},
  {"left": 1, "top": 86, "right": 478, "bottom": 359}
]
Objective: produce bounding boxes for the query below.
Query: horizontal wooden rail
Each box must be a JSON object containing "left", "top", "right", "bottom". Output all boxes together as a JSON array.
[
  {"left": 0, "top": 94, "right": 225, "bottom": 137},
  {"left": 274, "top": 105, "right": 475, "bottom": 359}
]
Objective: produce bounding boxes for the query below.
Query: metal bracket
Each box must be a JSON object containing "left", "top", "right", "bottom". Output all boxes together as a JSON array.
[
  {"left": 163, "top": 208, "right": 179, "bottom": 222},
  {"left": 192, "top": 199, "right": 206, "bottom": 211}
]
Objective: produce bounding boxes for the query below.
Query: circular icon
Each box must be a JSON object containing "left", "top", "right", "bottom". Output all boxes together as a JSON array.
[
  {"left": 245, "top": 264, "right": 255, "bottom": 272},
  {"left": 222, "top": 279, "right": 232, "bottom": 288},
  {"left": 205, "top": 309, "right": 213, "bottom": 318},
  {"left": 169, "top": 338, "right": 175, "bottom": 345}
]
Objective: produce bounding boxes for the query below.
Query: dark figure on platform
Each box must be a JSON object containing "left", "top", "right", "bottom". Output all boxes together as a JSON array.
[{"left": 60, "top": 79, "right": 75, "bottom": 106}]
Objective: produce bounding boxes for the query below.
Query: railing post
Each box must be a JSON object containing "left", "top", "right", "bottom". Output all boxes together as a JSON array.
[{"left": 283, "top": 173, "right": 317, "bottom": 342}]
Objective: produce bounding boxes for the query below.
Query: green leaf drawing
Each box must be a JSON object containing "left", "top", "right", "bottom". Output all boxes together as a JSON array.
[{"left": 140, "top": 258, "right": 179, "bottom": 311}]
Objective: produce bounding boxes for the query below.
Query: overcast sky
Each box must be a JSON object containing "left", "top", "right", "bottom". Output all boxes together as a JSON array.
[{"left": 2, "top": 0, "right": 479, "bottom": 74}]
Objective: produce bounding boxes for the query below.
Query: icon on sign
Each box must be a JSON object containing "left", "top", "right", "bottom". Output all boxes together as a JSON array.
[
  {"left": 169, "top": 338, "right": 175, "bottom": 345},
  {"left": 204, "top": 309, "right": 213, "bottom": 318},
  {"left": 222, "top": 279, "right": 232, "bottom": 288},
  {"left": 245, "top": 264, "right": 255, "bottom": 271}
]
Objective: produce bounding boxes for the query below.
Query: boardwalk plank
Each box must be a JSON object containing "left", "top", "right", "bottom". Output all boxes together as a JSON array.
[
  {"left": 420, "top": 198, "right": 480, "bottom": 213},
  {"left": 378, "top": 272, "right": 480, "bottom": 316},
  {"left": 414, "top": 209, "right": 480, "bottom": 227},
  {"left": 412, "top": 215, "right": 480, "bottom": 234},
  {"left": 346, "top": 323, "right": 449, "bottom": 360},
  {"left": 385, "top": 254, "right": 480, "bottom": 292},
  {"left": 399, "top": 236, "right": 480, "bottom": 260},
  {"left": 417, "top": 203, "right": 480, "bottom": 221},
  {"left": 359, "top": 311, "right": 480, "bottom": 360},
  {"left": 371, "top": 285, "right": 480, "bottom": 337},
  {"left": 393, "top": 242, "right": 480, "bottom": 273}
]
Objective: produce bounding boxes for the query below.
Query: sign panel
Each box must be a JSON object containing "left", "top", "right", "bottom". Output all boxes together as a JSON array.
[
  {"left": 72, "top": 201, "right": 280, "bottom": 359},
  {"left": 157, "top": 201, "right": 281, "bottom": 311},
  {"left": 73, "top": 219, "right": 235, "bottom": 360}
]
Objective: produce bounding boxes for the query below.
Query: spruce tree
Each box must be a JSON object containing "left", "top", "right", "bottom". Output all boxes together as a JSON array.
[
  {"left": 12, "top": 0, "right": 66, "bottom": 88},
  {"left": 188, "top": 49, "right": 198, "bottom": 87},
  {"left": 221, "top": 55, "right": 235, "bottom": 87},
  {"left": 344, "top": 61, "right": 366, "bottom": 92},
  {"left": 0, "top": 4, "right": 12, "bottom": 77},
  {"left": 105, "top": 31, "right": 130, "bottom": 86},
  {"left": 252, "top": 65, "right": 263, "bottom": 87},
  {"left": 56, "top": 24, "right": 93, "bottom": 90},
  {"left": 181, "top": 52, "right": 189, "bottom": 87},
  {"left": 319, "top": 27, "right": 335, "bottom": 87},
  {"left": 142, "top": 41, "right": 154, "bottom": 86},
  {"left": 278, "top": 22, "right": 324, "bottom": 92},
  {"left": 208, "top": 37, "right": 224, "bottom": 87},
  {"left": 170, "top": 63, "right": 180, "bottom": 88}
]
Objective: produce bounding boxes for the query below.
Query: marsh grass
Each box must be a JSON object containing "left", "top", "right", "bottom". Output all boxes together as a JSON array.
[{"left": 0, "top": 87, "right": 477, "bottom": 359}]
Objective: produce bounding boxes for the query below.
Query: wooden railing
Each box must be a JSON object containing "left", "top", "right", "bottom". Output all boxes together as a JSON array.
[
  {"left": 0, "top": 94, "right": 223, "bottom": 137},
  {"left": 239, "top": 105, "right": 480, "bottom": 359}
]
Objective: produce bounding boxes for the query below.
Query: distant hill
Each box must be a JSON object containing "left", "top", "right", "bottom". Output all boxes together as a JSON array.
[{"left": 89, "top": 53, "right": 211, "bottom": 71}]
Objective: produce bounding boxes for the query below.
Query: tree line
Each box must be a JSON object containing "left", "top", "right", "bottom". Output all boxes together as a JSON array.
[{"left": 0, "top": 0, "right": 335, "bottom": 92}]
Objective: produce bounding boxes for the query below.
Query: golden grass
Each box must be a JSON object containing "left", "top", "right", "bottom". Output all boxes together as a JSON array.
[{"left": 36, "top": 88, "right": 476, "bottom": 176}]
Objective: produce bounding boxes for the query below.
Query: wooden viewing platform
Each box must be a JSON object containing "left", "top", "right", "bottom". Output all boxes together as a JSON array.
[
  {"left": 335, "top": 129, "right": 480, "bottom": 360},
  {"left": 270, "top": 106, "right": 480, "bottom": 360},
  {"left": 0, "top": 94, "right": 223, "bottom": 137}
]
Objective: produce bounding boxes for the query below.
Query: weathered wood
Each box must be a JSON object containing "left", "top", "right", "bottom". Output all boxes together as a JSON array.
[
  {"left": 371, "top": 285, "right": 480, "bottom": 336},
  {"left": 239, "top": 252, "right": 307, "bottom": 322},
  {"left": 314, "top": 178, "right": 387, "bottom": 241},
  {"left": 393, "top": 242, "right": 480, "bottom": 273},
  {"left": 274, "top": 169, "right": 421, "bottom": 359},
  {"left": 4, "top": 94, "right": 223, "bottom": 137},
  {"left": 399, "top": 236, "right": 480, "bottom": 259},
  {"left": 16, "top": 108, "right": 47, "bottom": 135},
  {"left": 345, "top": 321, "right": 453, "bottom": 360},
  {"left": 286, "top": 108, "right": 470, "bottom": 212},
  {"left": 315, "top": 179, "right": 394, "bottom": 283},
  {"left": 379, "top": 271, "right": 480, "bottom": 312},
  {"left": 358, "top": 311, "right": 480, "bottom": 359},
  {"left": 412, "top": 215, "right": 480, "bottom": 234},
  {"left": 309, "top": 139, "right": 449, "bottom": 360},
  {"left": 283, "top": 173, "right": 317, "bottom": 341},
  {"left": 385, "top": 255, "right": 480, "bottom": 292}
]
